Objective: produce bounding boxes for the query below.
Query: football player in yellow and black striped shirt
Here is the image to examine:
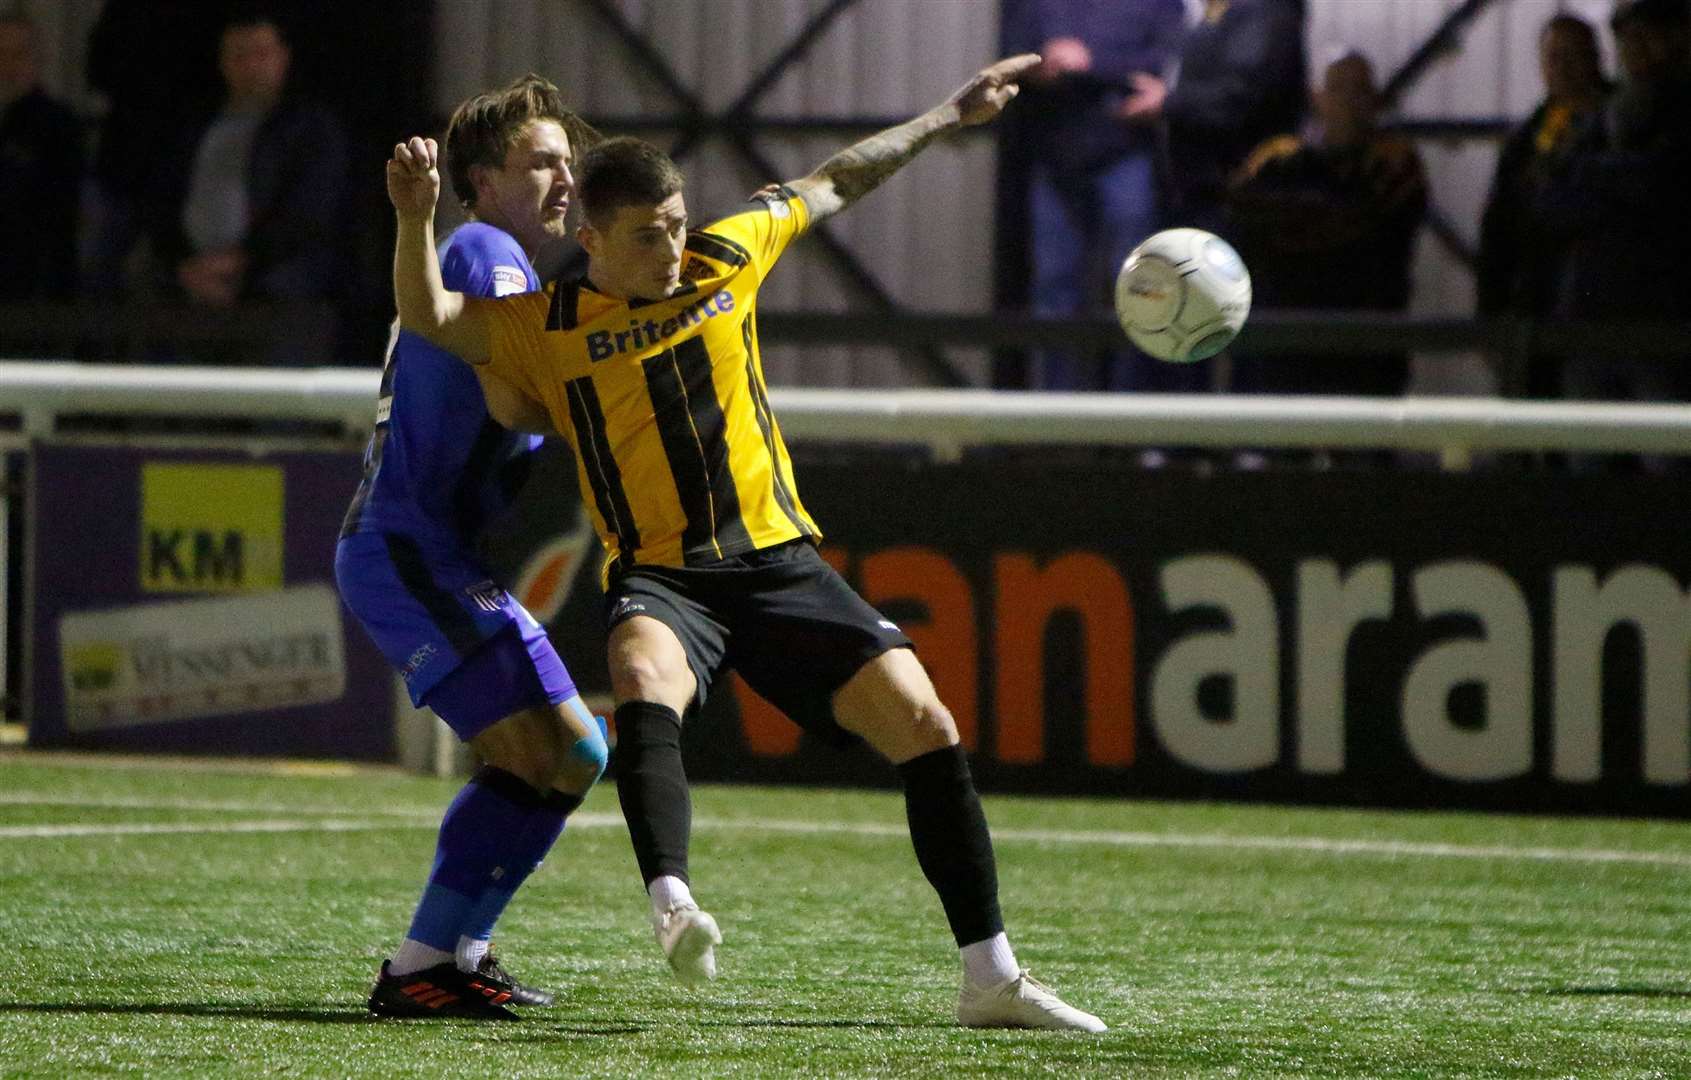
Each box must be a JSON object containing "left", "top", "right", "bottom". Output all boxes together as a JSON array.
[{"left": 386, "top": 53, "right": 1103, "bottom": 1032}]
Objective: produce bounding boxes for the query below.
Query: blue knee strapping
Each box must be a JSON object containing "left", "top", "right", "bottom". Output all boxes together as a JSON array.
[
  {"left": 565, "top": 698, "right": 609, "bottom": 783},
  {"left": 570, "top": 723, "right": 609, "bottom": 781}
]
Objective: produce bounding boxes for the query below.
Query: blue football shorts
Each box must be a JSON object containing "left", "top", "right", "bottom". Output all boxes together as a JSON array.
[{"left": 334, "top": 531, "right": 577, "bottom": 740}]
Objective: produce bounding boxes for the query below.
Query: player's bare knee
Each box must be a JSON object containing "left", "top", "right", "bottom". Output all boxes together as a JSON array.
[
  {"left": 837, "top": 687, "right": 958, "bottom": 763},
  {"left": 911, "top": 696, "right": 959, "bottom": 749},
  {"left": 870, "top": 694, "right": 956, "bottom": 758},
  {"left": 551, "top": 752, "right": 601, "bottom": 795},
  {"left": 472, "top": 707, "right": 570, "bottom": 790},
  {"left": 476, "top": 738, "right": 554, "bottom": 790},
  {"left": 608, "top": 639, "right": 694, "bottom": 704}
]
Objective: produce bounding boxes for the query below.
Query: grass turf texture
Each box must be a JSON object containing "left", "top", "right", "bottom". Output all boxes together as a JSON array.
[{"left": 2, "top": 753, "right": 1690, "bottom": 1077}]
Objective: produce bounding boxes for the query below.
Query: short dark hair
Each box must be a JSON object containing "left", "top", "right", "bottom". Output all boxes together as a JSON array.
[
  {"left": 1543, "top": 13, "right": 1598, "bottom": 44},
  {"left": 1612, "top": 0, "right": 1689, "bottom": 32},
  {"left": 221, "top": 6, "right": 289, "bottom": 44},
  {"left": 445, "top": 74, "right": 600, "bottom": 211},
  {"left": 577, "top": 136, "right": 686, "bottom": 227}
]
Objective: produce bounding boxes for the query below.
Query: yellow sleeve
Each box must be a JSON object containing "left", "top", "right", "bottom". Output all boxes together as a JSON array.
[
  {"left": 469, "top": 291, "right": 550, "bottom": 400},
  {"left": 705, "top": 186, "right": 811, "bottom": 281}
]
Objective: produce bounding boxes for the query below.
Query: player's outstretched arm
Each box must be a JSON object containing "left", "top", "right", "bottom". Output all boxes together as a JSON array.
[
  {"left": 784, "top": 53, "right": 1038, "bottom": 225},
  {"left": 388, "top": 136, "right": 493, "bottom": 365}
]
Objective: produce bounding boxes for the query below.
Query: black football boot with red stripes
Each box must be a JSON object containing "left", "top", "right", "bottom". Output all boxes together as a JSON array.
[
  {"left": 366, "top": 960, "right": 519, "bottom": 1020},
  {"left": 476, "top": 951, "right": 555, "bottom": 1007}
]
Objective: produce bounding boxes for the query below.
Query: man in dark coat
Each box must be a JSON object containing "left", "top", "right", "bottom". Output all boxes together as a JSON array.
[
  {"left": 0, "top": 14, "right": 84, "bottom": 301},
  {"left": 1539, "top": 0, "right": 1691, "bottom": 418},
  {"left": 148, "top": 11, "right": 348, "bottom": 315},
  {"left": 1477, "top": 14, "right": 1610, "bottom": 400}
]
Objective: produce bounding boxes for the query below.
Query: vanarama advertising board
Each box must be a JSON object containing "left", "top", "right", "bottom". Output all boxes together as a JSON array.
[
  {"left": 555, "top": 460, "right": 1691, "bottom": 818},
  {"left": 484, "top": 453, "right": 1691, "bottom": 817}
]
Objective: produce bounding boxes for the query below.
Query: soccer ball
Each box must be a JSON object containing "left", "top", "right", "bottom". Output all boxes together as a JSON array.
[{"left": 1113, "top": 228, "right": 1252, "bottom": 363}]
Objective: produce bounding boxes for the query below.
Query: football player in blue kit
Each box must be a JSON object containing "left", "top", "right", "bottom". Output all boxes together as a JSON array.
[{"left": 335, "top": 75, "right": 602, "bottom": 1020}]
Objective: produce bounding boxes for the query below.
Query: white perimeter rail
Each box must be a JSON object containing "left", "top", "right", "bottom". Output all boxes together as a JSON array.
[{"left": 3, "top": 361, "right": 1691, "bottom": 464}]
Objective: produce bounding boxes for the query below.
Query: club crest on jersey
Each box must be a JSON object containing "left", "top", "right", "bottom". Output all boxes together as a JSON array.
[{"left": 463, "top": 580, "right": 507, "bottom": 613}]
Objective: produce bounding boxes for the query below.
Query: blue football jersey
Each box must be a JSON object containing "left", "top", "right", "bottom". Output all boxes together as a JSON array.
[{"left": 341, "top": 222, "right": 542, "bottom": 546}]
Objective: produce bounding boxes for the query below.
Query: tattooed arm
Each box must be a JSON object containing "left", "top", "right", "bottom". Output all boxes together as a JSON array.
[{"left": 785, "top": 53, "right": 1040, "bottom": 226}]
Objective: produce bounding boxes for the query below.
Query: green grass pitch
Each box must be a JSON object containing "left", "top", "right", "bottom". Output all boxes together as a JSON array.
[{"left": 3, "top": 751, "right": 1690, "bottom": 1078}]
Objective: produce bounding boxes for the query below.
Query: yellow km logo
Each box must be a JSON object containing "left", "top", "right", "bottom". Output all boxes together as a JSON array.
[{"left": 139, "top": 463, "right": 284, "bottom": 593}]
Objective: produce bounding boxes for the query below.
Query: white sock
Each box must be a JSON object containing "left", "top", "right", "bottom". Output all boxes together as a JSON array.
[
  {"left": 960, "top": 932, "right": 1019, "bottom": 988},
  {"left": 389, "top": 938, "right": 453, "bottom": 977},
  {"left": 648, "top": 874, "right": 694, "bottom": 918},
  {"left": 456, "top": 935, "right": 490, "bottom": 973}
]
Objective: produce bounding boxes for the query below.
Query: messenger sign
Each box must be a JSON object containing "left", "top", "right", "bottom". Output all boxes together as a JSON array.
[
  {"left": 60, "top": 585, "right": 345, "bottom": 732},
  {"left": 28, "top": 442, "right": 391, "bottom": 759}
]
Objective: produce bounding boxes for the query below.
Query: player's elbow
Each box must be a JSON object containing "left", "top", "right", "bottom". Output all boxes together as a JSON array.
[{"left": 395, "top": 294, "right": 463, "bottom": 350}]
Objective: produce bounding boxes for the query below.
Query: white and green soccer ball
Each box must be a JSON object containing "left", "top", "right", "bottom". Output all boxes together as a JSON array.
[{"left": 1113, "top": 227, "right": 1252, "bottom": 363}]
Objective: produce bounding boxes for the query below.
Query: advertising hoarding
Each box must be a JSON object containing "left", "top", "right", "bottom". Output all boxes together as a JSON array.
[{"left": 29, "top": 442, "right": 391, "bottom": 759}]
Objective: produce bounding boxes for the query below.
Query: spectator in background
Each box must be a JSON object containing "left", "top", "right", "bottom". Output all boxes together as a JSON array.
[
  {"left": 1161, "top": 0, "right": 1308, "bottom": 395},
  {"left": 1539, "top": 0, "right": 1691, "bottom": 440},
  {"left": 1164, "top": 0, "right": 1308, "bottom": 237},
  {"left": 1226, "top": 50, "right": 1426, "bottom": 407},
  {"left": 83, "top": 0, "right": 224, "bottom": 298},
  {"left": 1477, "top": 14, "right": 1609, "bottom": 401},
  {"left": 0, "top": 13, "right": 84, "bottom": 301},
  {"left": 146, "top": 9, "right": 348, "bottom": 362},
  {"left": 1001, "top": 0, "right": 1187, "bottom": 392}
]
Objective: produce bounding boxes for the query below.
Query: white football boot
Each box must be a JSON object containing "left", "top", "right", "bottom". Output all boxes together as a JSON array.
[
  {"left": 653, "top": 901, "right": 721, "bottom": 985},
  {"left": 957, "top": 969, "right": 1107, "bottom": 1032}
]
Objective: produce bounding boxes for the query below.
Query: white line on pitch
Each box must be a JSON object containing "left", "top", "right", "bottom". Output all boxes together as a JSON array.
[
  {"left": 0, "top": 819, "right": 424, "bottom": 838},
  {"left": 2, "top": 794, "right": 1690, "bottom": 869},
  {"left": 0, "top": 792, "right": 438, "bottom": 817},
  {"left": 690, "top": 818, "right": 1691, "bottom": 869},
  {"left": 0, "top": 812, "right": 621, "bottom": 839}
]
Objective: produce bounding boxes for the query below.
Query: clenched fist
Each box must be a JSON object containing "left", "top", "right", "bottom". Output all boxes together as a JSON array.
[{"left": 387, "top": 136, "right": 441, "bottom": 222}]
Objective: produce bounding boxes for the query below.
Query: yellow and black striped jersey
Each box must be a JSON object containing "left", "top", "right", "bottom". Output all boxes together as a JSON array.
[{"left": 475, "top": 188, "right": 820, "bottom": 582}]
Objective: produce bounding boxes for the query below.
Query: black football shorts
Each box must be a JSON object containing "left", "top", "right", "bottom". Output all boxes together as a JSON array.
[{"left": 604, "top": 539, "right": 914, "bottom": 738}]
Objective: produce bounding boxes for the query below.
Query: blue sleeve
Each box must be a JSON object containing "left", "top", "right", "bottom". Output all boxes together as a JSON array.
[{"left": 440, "top": 223, "right": 536, "bottom": 298}]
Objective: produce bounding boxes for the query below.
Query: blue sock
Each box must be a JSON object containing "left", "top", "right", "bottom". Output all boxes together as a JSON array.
[
  {"left": 402, "top": 767, "right": 557, "bottom": 954},
  {"left": 459, "top": 711, "right": 606, "bottom": 964},
  {"left": 457, "top": 794, "right": 576, "bottom": 964}
]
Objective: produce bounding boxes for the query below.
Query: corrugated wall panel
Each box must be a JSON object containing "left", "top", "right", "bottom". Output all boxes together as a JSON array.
[{"left": 433, "top": 0, "right": 998, "bottom": 386}]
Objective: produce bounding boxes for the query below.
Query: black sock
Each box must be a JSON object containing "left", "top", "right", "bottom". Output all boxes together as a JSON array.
[
  {"left": 897, "top": 744, "right": 1004, "bottom": 947},
  {"left": 612, "top": 701, "right": 692, "bottom": 886}
]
